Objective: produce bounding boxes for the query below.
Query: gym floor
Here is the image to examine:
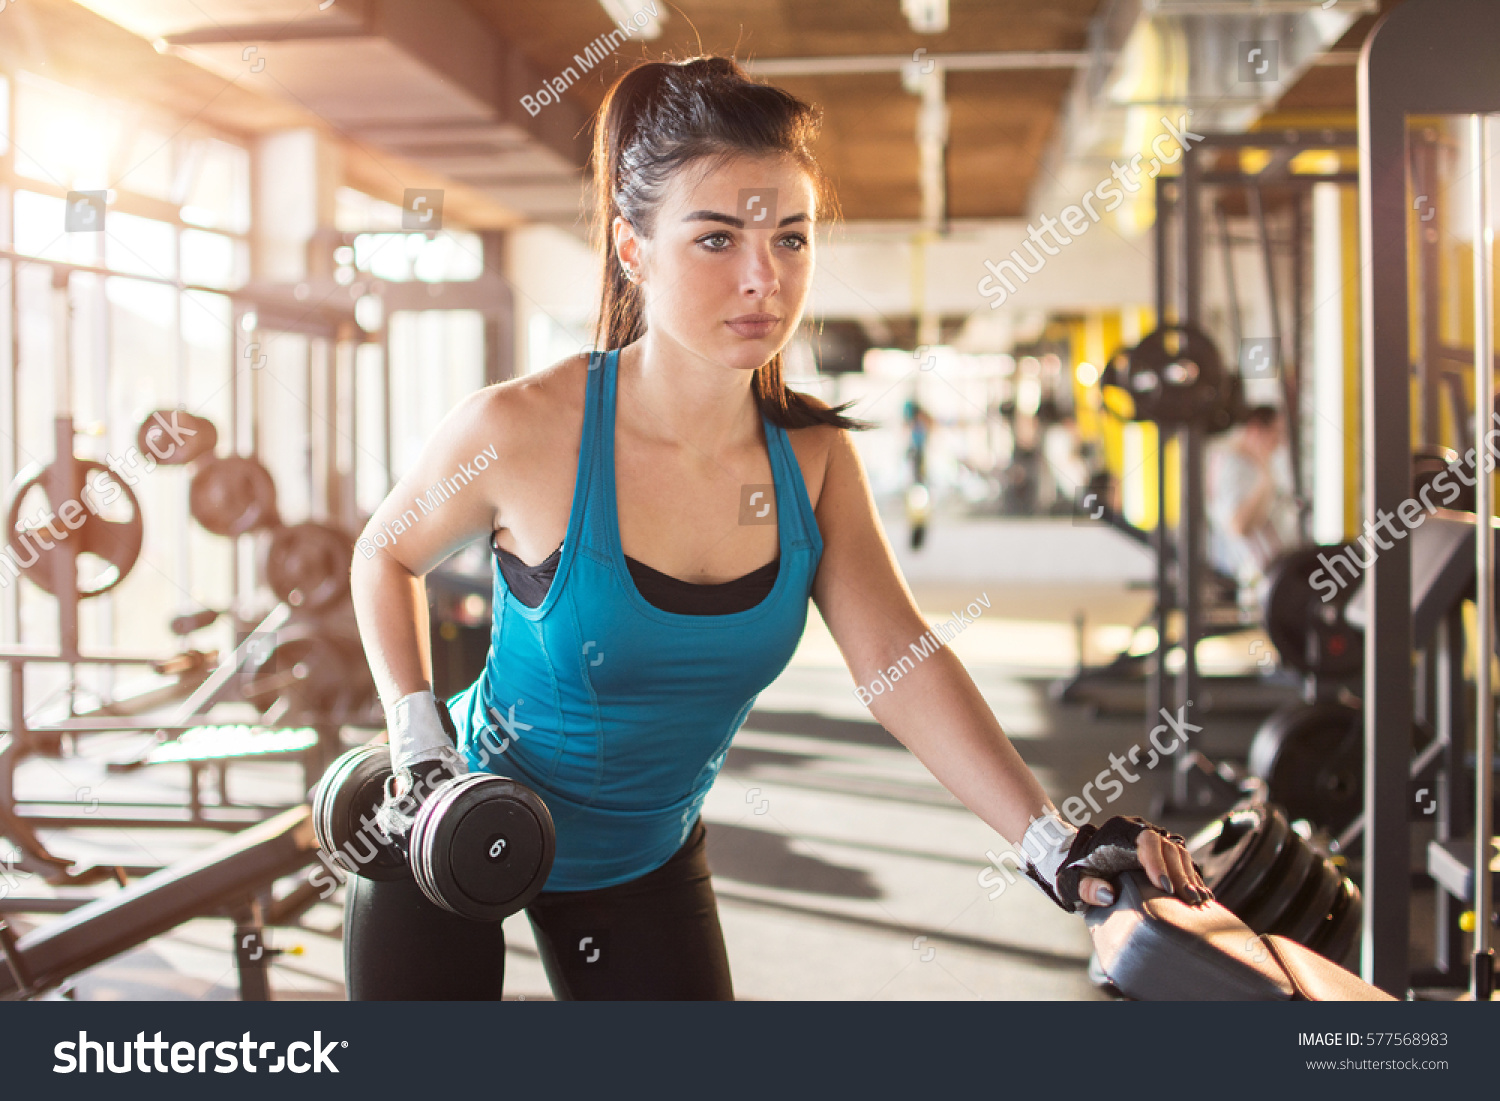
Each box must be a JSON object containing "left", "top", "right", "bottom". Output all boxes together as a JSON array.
[{"left": 6, "top": 514, "right": 1276, "bottom": 1001}]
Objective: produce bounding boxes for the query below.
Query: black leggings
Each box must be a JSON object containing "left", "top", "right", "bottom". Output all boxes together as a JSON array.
[{"left": 343, "top": 817, "right": 734, "bottom": 1000}]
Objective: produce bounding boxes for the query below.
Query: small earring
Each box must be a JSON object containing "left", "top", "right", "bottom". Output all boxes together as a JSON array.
[{"left": 621, "top": 265, "right": 638, "bottom": 284}]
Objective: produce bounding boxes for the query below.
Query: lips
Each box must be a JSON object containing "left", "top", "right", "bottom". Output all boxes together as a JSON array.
[{"left": 725, "top": 313, "right": 779, "bottom": 339}]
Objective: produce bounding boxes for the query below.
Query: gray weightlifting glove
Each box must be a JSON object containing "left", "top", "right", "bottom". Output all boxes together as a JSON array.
[{"left": 1019, "top": 810, "right": 1187, "bottom": 913}]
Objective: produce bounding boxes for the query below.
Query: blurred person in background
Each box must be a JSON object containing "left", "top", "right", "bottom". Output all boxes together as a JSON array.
[{"left": 1207, "top": 405, "right": 1297, "bottom": 591}]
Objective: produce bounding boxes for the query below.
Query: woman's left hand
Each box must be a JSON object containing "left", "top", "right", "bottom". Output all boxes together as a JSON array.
[{"left": 1076, "top": 826, "right": 1213, "bottom": 908}]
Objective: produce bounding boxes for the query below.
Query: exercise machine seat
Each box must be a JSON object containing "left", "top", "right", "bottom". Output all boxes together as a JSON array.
[
  {"left": 1085, "top": 870, "right": 1389, "bottom": 1000},
  {"left": 1263, "top": 935, "right": 1395, "bottom": 1002}
]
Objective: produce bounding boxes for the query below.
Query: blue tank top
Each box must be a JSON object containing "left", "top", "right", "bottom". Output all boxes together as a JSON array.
[{"left": 445, "top": 349, "right": 824, "bottom": 891}]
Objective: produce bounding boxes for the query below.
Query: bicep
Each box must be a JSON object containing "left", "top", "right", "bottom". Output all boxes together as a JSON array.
[
  {"left": 357, "top": 387, "right": 506, "bottom": 578},
  {"left": 810, "top": 431, "right": 928, "bottom": 676}
]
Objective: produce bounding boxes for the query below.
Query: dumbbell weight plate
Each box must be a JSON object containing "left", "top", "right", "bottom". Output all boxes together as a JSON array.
[
  {"left": 1270, "top": 855, "right": 1343, "bottom": 946},
  {"left": 1188, "top": 803, "right": 1291, "bottom": 915},
  {"left": 1307, "top": 875, "right": 1362, "bottom": 966},
  {"left": 311, "top": 745, "right": 407, "bottom": 881},
  {"left": 409, "top": 774, "right": 555, "bottom": 922},
  {"left": 1238, "top": 824, "right": 1320, "bottom": 933}
]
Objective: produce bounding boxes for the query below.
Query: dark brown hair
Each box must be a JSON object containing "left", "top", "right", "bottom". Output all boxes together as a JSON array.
[{"left": 591, "top": 56, "right": 868, "bottom": 431}]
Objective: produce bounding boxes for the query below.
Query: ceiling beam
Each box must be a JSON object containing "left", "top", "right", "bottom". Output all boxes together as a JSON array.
[{"left": 743, "top": 51, "right": 1089, "bottom": 77}]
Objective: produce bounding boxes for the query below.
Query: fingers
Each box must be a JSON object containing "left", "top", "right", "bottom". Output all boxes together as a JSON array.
[
  {"left": 1137, "top": 830, "right": 1212, "bottom": 905},
  {"left": 1136, "top": 828, "right": 1170, "bottom": 893},
  {"left": 1159, "top": 842, "right": 1198, "bottom": 903},
  {"left": 1078, "top": 875, "right": 1117, "bottom": 908}
]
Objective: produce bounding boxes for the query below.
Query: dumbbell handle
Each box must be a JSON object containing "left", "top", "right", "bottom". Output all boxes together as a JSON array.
[{"left": 373, "top": 756, "right": 468, "bottom": 865}]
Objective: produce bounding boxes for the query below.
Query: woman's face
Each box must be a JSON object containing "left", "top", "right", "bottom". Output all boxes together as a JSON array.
[{"left": 615, "top": 154, "right": 816, "bottom": 372}]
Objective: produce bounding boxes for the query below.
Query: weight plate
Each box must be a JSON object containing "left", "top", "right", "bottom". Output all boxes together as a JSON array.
[
  {"left": 1238, "top": 825, "right": 1320, "bottom": 933},
  {"left": 1247, "top": 702, "right": 1364, "bottom": 832},
  {"left": 1124, "top": 323, "right": 1231, "bottom": 428},
  {"left": 1413, "top": 444, "right": 1475, "bottom": 513},
  {"left": 410, "top": 774, "right": 555, "bottom": 922},
  {"left": 1303, "top": 871, "right": 1351, "bottom": 955},
  {"left": 311, "top": 745, "right": 406, "bottom": 881},
  {"left": 189, "top": 455, "right": 279, "bottom": 536},
  {"left": 1262, "top": 546, "right": 1364, "bottom": 678},
  {"left": 1188, "top": 803, "right": 1291, "bottom": 915},
  {"left": 6, "top": 459, "right": 143, "bottom": 598},
  {"left": 136, "top": 409, "right": 217, "bottom": 466},
  {"left": 241, "top": 629, "right": 368, "bottom": 719},
  {"left": 446, "top": 798, "right": 545, "bottom": 906},
  {"left": 1307, "top": 875, "right": 1362, "bottom": 966},
  {"left": 1270, "top": 855, "right": 1343, "bottom": 945},
  {"left": 265, "top": 522, "right": 354, "bottom": 611}
]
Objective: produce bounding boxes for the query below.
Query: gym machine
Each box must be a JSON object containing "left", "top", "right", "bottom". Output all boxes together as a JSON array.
[
  {"left": 0, "top": 242, "right": 383, "bottom": 995},
  {"left": 1358, "top": 0, "right": 1499, "bottom": 997},
  {"left": 0, "top": 806, "right": 320, "bottom": 1000},
  {"left": 1086, "top": 868, "right": 1388, "bottom": 1002},
  {"left": 1148, "top": 130, "right": 1358, "bottom": 815},
  {"left": 0, "top": 409, "right": 377, "bottom": 885},
  {"left": 1058, "top": 131, "right": 1358, "bottom": 736}
]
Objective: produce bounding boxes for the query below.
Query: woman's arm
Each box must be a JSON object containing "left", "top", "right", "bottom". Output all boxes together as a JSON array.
[
  {"left": 809, "top": 430, "right": 1205, "bottom": 906},
  {"left": 809, "top": 430, "right": 1047, "bottom": 841},
  {"left": 350, "top": 385, "right": 511, "bottom": 714}
]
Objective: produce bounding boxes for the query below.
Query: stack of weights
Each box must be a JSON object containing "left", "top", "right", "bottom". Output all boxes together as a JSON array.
[{"left": 1186, "top": 800, "right": 1361, "bottom": 967}]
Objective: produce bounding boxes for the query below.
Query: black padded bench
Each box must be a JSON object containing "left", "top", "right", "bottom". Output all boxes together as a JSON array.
[{"left": 1086, "top": 870, "right": 1394, "bottom": 1001}]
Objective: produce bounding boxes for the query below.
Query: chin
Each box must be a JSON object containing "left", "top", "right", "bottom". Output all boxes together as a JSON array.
[{"left": 716, "top": 335, "right": 787, "bottom": 371}]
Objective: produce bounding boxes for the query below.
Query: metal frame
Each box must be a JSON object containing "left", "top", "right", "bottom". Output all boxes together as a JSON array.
[
  {"left": 1358, "top": 0, "right": 1500, "bottom": 995},
  {"left": 1151, "top": 130, "right": 1357, "bottom": 809}
]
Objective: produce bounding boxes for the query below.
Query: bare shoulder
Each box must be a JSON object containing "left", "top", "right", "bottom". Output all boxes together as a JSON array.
[
  {"left": 480, "top": 353, "right": 588, "bottom": 435},
  {"left": 783, "top": 402, "right": 849, "bottom": 513}
]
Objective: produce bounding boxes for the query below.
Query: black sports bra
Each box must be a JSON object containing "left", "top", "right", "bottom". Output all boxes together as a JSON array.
[{"left": 492, "top": 538, "right": 779, "bottom": 616}]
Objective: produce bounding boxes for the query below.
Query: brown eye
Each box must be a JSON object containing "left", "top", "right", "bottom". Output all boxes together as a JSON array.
[{"left": 697, "top": 232, "right": 732, "bottom": 251}]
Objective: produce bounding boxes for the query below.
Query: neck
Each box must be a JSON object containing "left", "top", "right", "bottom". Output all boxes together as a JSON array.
[{"left": 616, "top": 330, "right": 764, "bottom": 454}]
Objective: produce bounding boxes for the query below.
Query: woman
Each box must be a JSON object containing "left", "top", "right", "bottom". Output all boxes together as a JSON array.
[{"left": 346, "top": 56, "right": 1211, "bottom": 1001}]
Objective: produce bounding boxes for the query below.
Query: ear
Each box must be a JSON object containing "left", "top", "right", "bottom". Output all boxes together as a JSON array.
[{"left": 612, "top": 215, "right": 642, "bottom": 272}]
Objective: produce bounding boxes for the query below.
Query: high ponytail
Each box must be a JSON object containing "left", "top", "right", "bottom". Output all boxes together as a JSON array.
[{"left": 590, "top": 56, "right": 869, "bottom": 432}]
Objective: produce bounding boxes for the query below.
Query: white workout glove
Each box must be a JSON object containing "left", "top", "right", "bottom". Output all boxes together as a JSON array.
[{"left": 374, "top": 690, "right": 467, "bottom": 841}]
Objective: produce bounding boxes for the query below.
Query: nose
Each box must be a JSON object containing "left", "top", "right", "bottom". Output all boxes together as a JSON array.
[{"left": 740, "top": 240, "right": 779, "bottom": 300}]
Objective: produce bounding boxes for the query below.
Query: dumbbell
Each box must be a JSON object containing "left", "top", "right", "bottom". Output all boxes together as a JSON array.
[{"left": 312, "top": 744, "right": 555, "bottom": 921}]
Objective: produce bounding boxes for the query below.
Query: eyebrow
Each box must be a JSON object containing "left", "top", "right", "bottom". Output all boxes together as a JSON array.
[{"left": 683, "top": 210, "right": 811, "bottom": 229}]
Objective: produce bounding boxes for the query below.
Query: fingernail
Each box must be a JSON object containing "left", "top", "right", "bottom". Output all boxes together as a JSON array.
[
  {"left": 1158, "top": 875, "right": 1172, "bottom": 892},
  {"left": 1097, "top": 885, "right": 1115, "bottom": 906}
]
